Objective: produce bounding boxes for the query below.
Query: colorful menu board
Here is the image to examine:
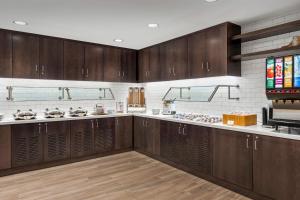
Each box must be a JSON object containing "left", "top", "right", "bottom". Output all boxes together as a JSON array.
[
  {"left": 284, "top": 56, "right": 293, "bottom": 88},
  {"left": 266, "top": 58, "right": 275, "bottom": 89},
  {"left": 275, "top": 57, "right": 283, "bottom": 88},
  {"left": 294, "top": 55, "right": 300, "bottom": 88}
]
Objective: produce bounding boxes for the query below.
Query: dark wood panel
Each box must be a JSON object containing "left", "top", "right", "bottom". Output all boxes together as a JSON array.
[
  {"left": 44, "top": 122, "right": 70, "bottom": 162},
  {"left": 103, "top": 46, "right": 121, "bottom": 82},
  {"left": 63, "top": 40, "right": 84, "bottom": 80},
  {"left": 0, "top": 30, "right": 12, "bottom": 78},
  {"left": 12, "top": 33, "right": 39, "bottom": 79},
  {"left": 39, "top": 37, "right": 63, "bottom": 80},
  {"left": 148, "top": 46, "right": 161, "bottom": 81},
  {"left": 94, "top": 118, "right": 115, "bottom": 153},
  {"left": 70, "top": 120, "right": 94, "bottom": 158},
  {"left": 147, "top": 118, "right": 160, "bottom": 155},
  {"left": 84, "top": 44, "right": 104, "bottom": 81},
  {"left": 12, "top": 123, "right": 43, "bottom": 167},
  {"left": 253, "top": 135, "right": 300, "bottom": 200},
  {"left": 138, "top": 48, "right": 149, "bottom": 82},
  {"left": 133, "top": 117, "right": 146, "bottom": 151},
  {"left": 188, "top": 30, "right": 206, "bottom": 78},
  {"left": 115, "top": 116, "right": 133, "bottom": 150},
  {"left": 212, "top": 129, "right": 253, "bottom": 190},
  {"left": 0, "top": 126, "right": 11, "bottom": 170}
]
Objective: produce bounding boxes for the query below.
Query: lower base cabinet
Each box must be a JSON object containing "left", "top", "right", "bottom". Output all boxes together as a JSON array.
[
  {"left": 12, "top": 124, "right": 44, "bottom": 167},
  {"left": 44, "top": 122, "right": 70, "bottom": 162},
  {"left": 253, "top": 135, "right": 300, "bottom": 200},
  {"left": 94, "top": 118, "right": 115, "bottom": 153},
  {"left": 0, "top": 126, "right": 11, "bottom": 170},
  {"left": 70, "top": 120, "right": 95, "bottom": 158},
  {"left": 115, "top": 116, "right": 133, "bottom": 150},
  {"left": 212, "top": 129, "right": 253, "bottom": 190}
]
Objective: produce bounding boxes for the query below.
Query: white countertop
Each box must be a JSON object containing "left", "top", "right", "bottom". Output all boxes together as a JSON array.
[{"left": 1, "top": 112, "right": 300, "bottom": 141}]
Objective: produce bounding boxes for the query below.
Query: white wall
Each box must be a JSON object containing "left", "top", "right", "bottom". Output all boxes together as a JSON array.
[{"left": 1, "top": 11, "right": 300, "bottom": 122}]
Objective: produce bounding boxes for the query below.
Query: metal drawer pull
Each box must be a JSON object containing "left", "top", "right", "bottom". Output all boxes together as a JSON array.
[
  {"left": 246, "top": 135, "right": 250, "bottom": 149},
  {"left": 45, "top": 123, "right": 48, "bottom": 133},
  {"left": 86, "top": 68, "right": 89, "bottom": 78},
  {"left": 206, "top": 62, "right": 210, "bottom": 72},
  {"left": 254, "top": 136, "right": 259, "bottom": 150},
  {"left": 178, "top": 124, "right": 181, "bottom": 135},
  {"left": 96, "top": 120, "right": 99, "bottom": 128},
  {"left": 91, "top": 120, "right": 94, "bottom": 129}
]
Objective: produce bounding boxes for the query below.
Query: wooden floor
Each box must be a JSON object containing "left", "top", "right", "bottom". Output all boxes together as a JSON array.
[{"left": 0, "top": 152, "right": 250, "bottom": 200}]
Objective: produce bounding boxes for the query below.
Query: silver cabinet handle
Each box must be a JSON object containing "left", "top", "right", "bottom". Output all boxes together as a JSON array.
[
  {"left": 35, "top": 65, "right": 39, "bottom": 73},
  {"left": 182, "top": 125, "right": 187, "bottom": 135},
  {"left": 116, "top": 118, "right": 119, "bottom": 126},
  {"left": 81, "top": 68, "right": 85, "bottom": 77},
  {"left": 118, "top": 71, "right": 121, "bottom": 77},
  {"left": 206, "top": 62, "right": 210, "bottom": 72},
  {"left": 254, "top": 136, "right": 259, "bottom": 150},
  {"left": 91, "top": 120, "right": 94, "bottom": 129},
  {"left": 45, "top": 123, "right": 48, "bottom": 133},
  {"left": 169, "top": 67, "right": 172, "bottom": 76},
  {"left": 96, "top": 120, "right": 99, "bottom": 128},
  {"left": 172, "top": 67, "right": 176, "bottom": 76},
  {"left": 122, "top": 71, "right": 125, "bottom": 77},
  {"left": 145, "top": 71, "right": 148, "bottom": 77},
  {"left": 202, "top": 62, "right": 204, "bottom": 70},
  {"left": 178, "top": 124, "right": 181, "bottom": 135},
  {"left": 38, "top": 123, "right": 42, "bottom": 134},
  {"left": 86, "top": 68, "right": 89, "bottom": 78},
  {"left": 41, "top": 65, "right": 45, "bottom": 76},
  {"left": 142, "top": 119, "right": 145, "bottom": 127},
  {"left": 246, "top": 135, "right": 250, "bottom": 149},
  {"left": 145, "top": 119, "right": 148, "bottom": 128}
]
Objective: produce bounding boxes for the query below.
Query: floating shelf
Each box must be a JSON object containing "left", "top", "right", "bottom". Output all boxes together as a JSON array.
[
  {"left": 232, "top": 20, "right": 300, "bottom": 42},
  {"left": 232, "top": 46, "right": 300, "bottom": 61}
]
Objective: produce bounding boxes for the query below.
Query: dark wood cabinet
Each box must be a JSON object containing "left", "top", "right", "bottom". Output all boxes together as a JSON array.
[
  {"left": 94, "top": 118, "right": 115, "bottom": 153},
  {"left": 103, "top": 46, "right": 122, "bottom": 82},
  {"left": 0, "top": 126, "right": 11, "bottom": 170},
  {"left": 121, "top": 49, "right": 137, "bottom": 82},
  {"left": 63, "top": 40, "right": 85, "bottom": 80},
  {"left": 188, "top": 23, "right": 241, "bottom": 78},
  {"left": 134, "top": 117, "right": 160, "bottom": 155},
  {"left": 253, "top": 135, "right": 300, "bottom": 200},
  {"left": 160, "top": 121, "right": 211, "bottom": 174},
  {"left": 84, "top": 44, "right": 104, "bottom": 81},
  {"left": 138, "top": 46, "right": 160, "bottom": 82},
  {"left": 12, "top": 33, "right": 39, "bottom": 79},
  {"left": 160, "top": 37, "right": 188, "bottom": 80},
  {"left": 39, "top": 37, "right": 63, "bottom": 80},
  {"left": 0, "top": 30, "right": 12, "bottom": 78},
  {"left": 115, "top": 116, "right": 133, "bottom": 150},
  {"left": 70, "top": 120, "right": 94, "bottom": 158},
  {"left": 44, "top": 122, "right": 70, "bottom": 162},
  {"left": 212, "top": 129, "right": 253, "bottom": 190},
  {"left": 12, "top": 123, "right": 43, "bottom": 167}
]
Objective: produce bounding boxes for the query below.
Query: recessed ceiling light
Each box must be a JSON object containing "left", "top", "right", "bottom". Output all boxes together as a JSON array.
[
  {"left": 205, "top": 0, "right": 218, "bottom": 2},
  {"left": 114, "top": 39, "right": 123, "bottom": 43},
  {"left": 13, "top": 20, "right": 28, "bottom": 26},
  {"left": 148, "top": 23, "right": 159, "bottom": 28}
]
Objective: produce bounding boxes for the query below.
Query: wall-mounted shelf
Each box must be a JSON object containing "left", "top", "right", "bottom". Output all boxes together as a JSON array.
[
  {"left": 232, "top": 45, "right": 300, "bottom": 61},
  {"left": 162, "top": 85, "right": 240, "bottom": 102},
  {"left": 232, "top": 20, "right": 300, "bottom": 42}
]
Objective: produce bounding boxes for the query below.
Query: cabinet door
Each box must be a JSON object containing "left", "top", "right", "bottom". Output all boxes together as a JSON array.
[
  {"left": 138, "top": 48, "right": 149, "bottom": 82},
  {"left": 70, "top": 120, "right": 94, "bottom": 158},
  {"left": 160, "top": 42, "right": 173, "bottom": 80},
  {"left": 115, "top": 116, "right": 133, "bottom": 150},
  {"left": 121, "top": 49, "right": 137, "bottom": 82},
  {"left": 63, "top": 40, "right": 84, "bottom": 80},
  {"left": 148, "top": 46, "right": 161, "bottom": 81},
  {"left": 0, "top": 30, "right": 12, "bottom": 78},
  {"left": 84, "top": 44, "right": 104, "bottom": 81},
  {"left": 39, "top": 37, "right": 63, "bottom": 80},
  {"left": 44, "top": 122, "right": 70, "bottom": 162},
  {"left": 0, "top": 126, "right": 11, "bottom": 170},
  {"left": 212, "top": 129, "right": 253, "bottom": 190},
  {"left": 103, "top": 47, "right": 121, "bottom": 82},
  {"left": 134, "top": 117, "right": 146, "bottom": 151},
  {"left": 94, "top": 118, "right": 115, "bottom": 153},
  {"left": 253, "top": 135, "right": 300, "bottom": 200},
  {"left": 12, "top": 33, "right": 39, "bottom": 79},
  {"left": 188, "top": 31, "right": 206, "bottom": 78},
  {"left": 146, "top": 118, "right": 160, "bottom": 155},
  {"left": 181, "top": 124, "right": 211, "bottom": 175},
  {"left": 205, "top": 25, "right": 227, "bottom": 77},
  {"left": 12, "top": 123, "right": 43, "bottom": 167}
]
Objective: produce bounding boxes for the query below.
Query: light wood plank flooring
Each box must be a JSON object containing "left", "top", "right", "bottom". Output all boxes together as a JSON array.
[{"left": 0, "top": 152, "right": 250, "bottom": 200}]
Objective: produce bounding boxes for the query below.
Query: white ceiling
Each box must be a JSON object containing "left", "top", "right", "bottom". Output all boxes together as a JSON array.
[{"left": 0, "top": 0, "right": 300, "bottom": 49}]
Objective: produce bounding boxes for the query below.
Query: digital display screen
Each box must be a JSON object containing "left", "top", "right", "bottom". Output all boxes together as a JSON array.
[
  {"left": 266, "top": 58, "right": 275, "bottom": 89},
  {"left": 294, "top": 55, "right": 300, "bottom": 88},
  {"left": 284, "top": 56, "right": 293, "bottom": 88},
  {"left": 275, "top": 57, "right": 283, "bottom": 88}
]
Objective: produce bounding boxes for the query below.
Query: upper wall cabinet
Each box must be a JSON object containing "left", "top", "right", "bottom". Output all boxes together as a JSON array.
[
  {"left": 138, "top": 46, "right": 161, "bottom": 82},
  {"left": 84, "top": 44, "right": 104, "bottom": 81},
  {"left": 63, "top": 40, "right": 85, "bottom": 81},
  {"left": 12, "top": 33, "right": 39, "bottom": 79},
  {"left": 121, "top": 49, "right": 137, "bottom": 82},
  {"left": 160, "top": 37, "right": 188, "bottom": 81},
  {"left": 188, "top": 22, "right": 241, "bottom": 78},
  {"left": 0, "top": 30, "right": 12, "bottom": 78},
  {"left": 39, "top": 37, "right": 63, "bottom": 80}
]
